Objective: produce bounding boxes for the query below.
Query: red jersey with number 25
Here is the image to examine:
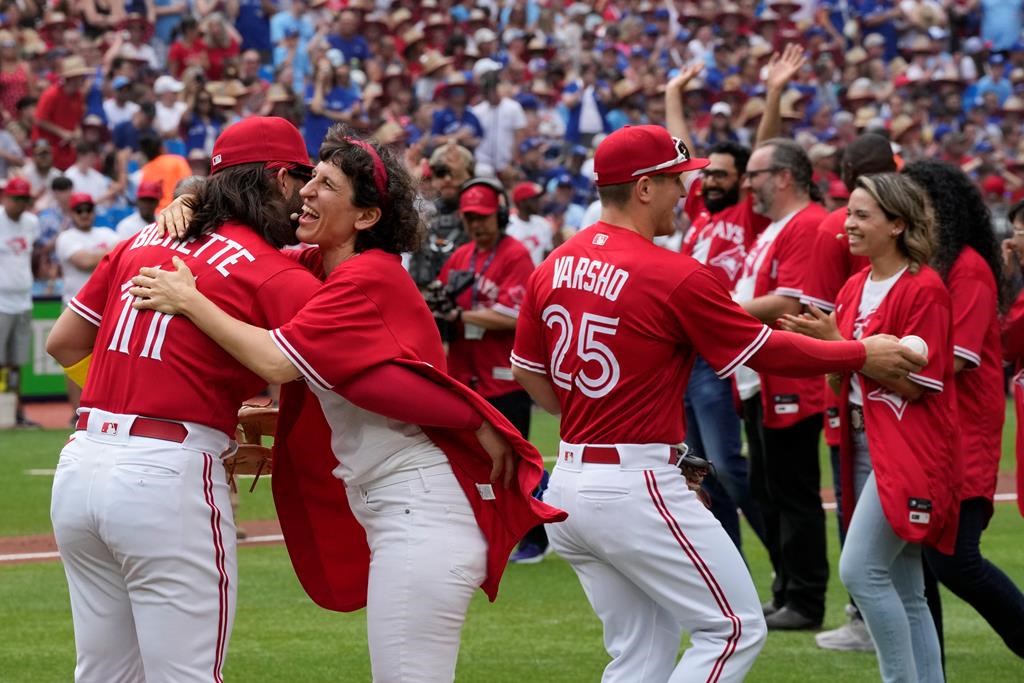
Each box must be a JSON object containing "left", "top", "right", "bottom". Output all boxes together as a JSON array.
[
  {"left": 512, "top": 222, "right": 771, "bottom": 445},
  {"left": 70, "top": 222, "right": 321, "bottom": 435}
]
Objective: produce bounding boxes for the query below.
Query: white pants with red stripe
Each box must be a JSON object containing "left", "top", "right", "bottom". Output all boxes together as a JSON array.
[
  {"left": 545, "top": 442, "right": 766, "bottom": 683},
  {"left": 51, "top": 410, "right": 236, "bottom": 683}
]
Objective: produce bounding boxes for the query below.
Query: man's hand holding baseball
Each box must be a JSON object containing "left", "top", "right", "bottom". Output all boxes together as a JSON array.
[{"left": 860, "top": 334, "right": 928, "bottom": 381}]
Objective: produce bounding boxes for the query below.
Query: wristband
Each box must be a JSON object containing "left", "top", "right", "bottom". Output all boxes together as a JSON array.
[{"left": 63, "top": 353, "right": 92, "bottom": 388}]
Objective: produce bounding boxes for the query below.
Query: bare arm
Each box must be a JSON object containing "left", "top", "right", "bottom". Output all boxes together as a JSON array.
[
  {"left": 664, "top": 63, "right": 702, "bottom": 154},
  {"left": 741, "top": 294, "right": 802, "bottom": 322},
  {"left": 67, "top": 249, "right": 109, "bottom": 271},
  {"left": 46, "top": 308, "right": 98, "bottom": 367},
  {"left": 512, "top": 365, "right": 561, "bottom": 415},
  {"left": 755, "top": 43, "right": 806, "bottom": 146},
  {"left": 129, "top": 257, "right": 302, "bottom": 384},
  {"left": 459, "top": 308, "right": 518, "bottom": 331}
]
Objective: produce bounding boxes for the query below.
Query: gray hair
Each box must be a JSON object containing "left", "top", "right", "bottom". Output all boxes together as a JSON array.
[{"left": 760, "top": 137, "right": 814, "bottom": 198}]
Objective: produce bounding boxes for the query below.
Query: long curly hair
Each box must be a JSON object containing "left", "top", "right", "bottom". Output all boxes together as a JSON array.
[
  {"left": 318, "top": 125, "right": 424, "bottom": 254},
  {"left": 901, "top": 159, "right": 1008, "bottom": 311}
]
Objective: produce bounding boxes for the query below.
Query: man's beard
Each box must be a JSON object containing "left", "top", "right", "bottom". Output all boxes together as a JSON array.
[{"left": 702, "top": 184, "right": 740, "bottom": 214}]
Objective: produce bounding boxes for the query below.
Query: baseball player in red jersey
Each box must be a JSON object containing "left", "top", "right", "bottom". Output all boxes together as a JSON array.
[
  {"left": 510, "top": 125, "right": 928, "bottom": 683},
  {"left": 44, "top": 117, "right": 321, "bottom": 682},
  {"left": 129, "top": 130, "right": 566, "bottom": 682}
]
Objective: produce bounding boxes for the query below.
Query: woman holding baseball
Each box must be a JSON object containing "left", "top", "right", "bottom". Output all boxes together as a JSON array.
[
  {"left": 780, "top": 173, "right": 958, "bottom": 683},
  {"left": 903, "top": 161, "right": 1024, "bottom": 659}
]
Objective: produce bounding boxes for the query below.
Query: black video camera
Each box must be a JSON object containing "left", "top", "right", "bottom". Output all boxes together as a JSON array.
[{"left": 424, "top": 270, "right": 476, "bottom": 342}]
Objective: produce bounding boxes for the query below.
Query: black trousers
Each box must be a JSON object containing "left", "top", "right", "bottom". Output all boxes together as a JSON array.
[{"left": 744, "top": 396, "right": 828, "bottom": 621}]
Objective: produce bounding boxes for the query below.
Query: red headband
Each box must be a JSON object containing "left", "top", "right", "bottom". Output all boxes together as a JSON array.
[{"left": 346, "top": 137, "right": 389, "bottom": 203}]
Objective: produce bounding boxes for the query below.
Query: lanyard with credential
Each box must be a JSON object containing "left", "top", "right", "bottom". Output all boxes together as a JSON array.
[{"left": 468, "top": 239, "right": 501, "bottom": 309}]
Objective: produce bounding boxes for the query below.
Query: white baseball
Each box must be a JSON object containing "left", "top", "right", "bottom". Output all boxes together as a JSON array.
[{"left": 899, "top": 335, "right": 929, "bottom": 359}]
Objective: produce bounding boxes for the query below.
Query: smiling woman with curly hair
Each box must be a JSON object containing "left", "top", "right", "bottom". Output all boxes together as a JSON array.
[{"left": 901, "top": 160, "right": 1024, "bottom": 660}]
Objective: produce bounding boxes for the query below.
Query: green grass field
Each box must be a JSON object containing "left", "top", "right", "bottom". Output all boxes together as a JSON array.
[{"left": 2, "top": 412, "right": 1023, "bottom": 681}]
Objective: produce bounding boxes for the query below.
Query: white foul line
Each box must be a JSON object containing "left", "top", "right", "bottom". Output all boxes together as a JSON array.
[{"left": 0, "top": 534, "right": 285, "bottom": 564}]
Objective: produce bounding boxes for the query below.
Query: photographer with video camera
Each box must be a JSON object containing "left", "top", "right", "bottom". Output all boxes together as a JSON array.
[
  {"left": 434, "top": 178, "right": 535, "bottom": 437},
  {"left": 409, "top": 143, "right": 475, "bottom": 288}
]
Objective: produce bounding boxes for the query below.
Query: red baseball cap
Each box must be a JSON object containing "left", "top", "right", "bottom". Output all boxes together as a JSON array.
[
  {"left": 512, "top": 181, "right": 543, "bottom": 204},
  {"left": 210, "top": 116, "right": 311, "bottom": 175},
  {"left": 136, "top": 180, "right": 163, "bottom": 199},
  {"left": 70, "top": 192, "right": 95, "bottom": 210},
  {"left": 3, "top": 177, "right": 31, "bottom": 198},
  {"left": 459, "top": 184, "right": 500, "bottom": 215},
  {"left": 593, "top": 125, "right": 708, "bottom": 186},
  {"left": 827, "top": 179, "right": 850, "bottom": 199}
]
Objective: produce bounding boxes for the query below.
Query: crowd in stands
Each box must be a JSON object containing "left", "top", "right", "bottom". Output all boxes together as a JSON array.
[{"left": 0, "top": 0, "right": 1021, "bottom": 297}]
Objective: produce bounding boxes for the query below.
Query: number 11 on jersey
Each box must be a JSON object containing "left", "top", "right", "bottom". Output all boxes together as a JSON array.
[
  {"left": 542, "top": 304, "right": 621, "bottom": 398},
  {"left": 108, "top": 278, "right": 173, "bottom": 360}
]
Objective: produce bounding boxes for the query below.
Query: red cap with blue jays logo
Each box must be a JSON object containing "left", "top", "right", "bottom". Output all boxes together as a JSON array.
[
  {"left": 593, "top": 125, "right": 708, "bottom": 186},
  {"left": 210, "top": 116, "right": 312, "bottom": 175}
]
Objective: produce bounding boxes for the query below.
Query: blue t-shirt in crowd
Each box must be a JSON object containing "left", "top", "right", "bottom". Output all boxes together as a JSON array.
[
  {"left": 303, "top": 83, "right": 361, "bottom": 156},
  {"left": 981, "top": 0, "right": 1023, "bottom": 51},
  {"left": 431, "top": 107, "right": 484, "bottom": 138},
  {"left": 113, "top": 122, "right": 158, "bottom": 152},
  {"left": 182, "top": 114, "right": 222, "bottom": 153},
  {"left": 327, "top": 34, "right": 371, "bottom": 64},
  {"left": 858, "top": 0, "right": 900, "bottom": 61},
  {"left": 237, "top": 0, "right": 276, "bottom": 53}
]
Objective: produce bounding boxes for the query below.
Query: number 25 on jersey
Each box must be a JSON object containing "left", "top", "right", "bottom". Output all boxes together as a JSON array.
[{"left": 543, "top": 305, "right": 621, "bottom": 398}]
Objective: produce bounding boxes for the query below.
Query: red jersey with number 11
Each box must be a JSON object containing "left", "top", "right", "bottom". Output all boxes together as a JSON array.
[
  {"left": 70, "top": 222, "right": 321, "bottom": 436},
  {"left": 512, "top": 222, "right": 771, "bottom": 445}
]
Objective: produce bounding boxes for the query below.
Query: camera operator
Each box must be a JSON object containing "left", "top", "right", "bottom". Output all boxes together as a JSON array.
[
  {"left": 409, "top": 142, "right": 475, "bottom": 288},
  {"left": 435, "top": 178, "right": 535, "bottom": 437}
]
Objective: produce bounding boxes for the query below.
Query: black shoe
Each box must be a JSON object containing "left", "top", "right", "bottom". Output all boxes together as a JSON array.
[
  {"left": 762, "top": 600, "right": 781, "bottom": 617},
  {"left": 765, "top": 606, "right": 822, "bottom": 630},
  {"left": 15, "top": 413, "right": 40, "bottom": 429}
]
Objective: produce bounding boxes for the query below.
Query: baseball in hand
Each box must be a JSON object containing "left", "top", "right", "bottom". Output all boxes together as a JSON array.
[{"left": 899, "top": 335, "right": 928, "bottom": 359}]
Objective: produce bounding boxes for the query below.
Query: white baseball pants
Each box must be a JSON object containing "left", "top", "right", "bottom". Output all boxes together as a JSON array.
[
  {"left": 51, "top": 410, "right": 236, "bottom": 683},
  {"left": 347, "top": 462, "right": 488, "bottom": 683},
  {"left": 544, "top": 443, "right": 767, "bottom": 683}
]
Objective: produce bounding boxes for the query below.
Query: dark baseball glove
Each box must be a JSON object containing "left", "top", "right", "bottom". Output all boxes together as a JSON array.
[
  {"left": 225, "top": 397, "right": 277, "bottom": 491},
  {"left": 676, "top": 445, "right": 715, "bottom": 508}
]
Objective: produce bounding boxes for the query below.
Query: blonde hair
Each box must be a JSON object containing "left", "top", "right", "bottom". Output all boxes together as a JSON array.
[{"left": 855, "top": 173, "right": 935, "bottom": 273}]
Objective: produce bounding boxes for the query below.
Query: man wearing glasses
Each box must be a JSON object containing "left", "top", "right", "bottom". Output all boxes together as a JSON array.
[
  {"left": 55, "top": 193, "right": 118, "bottom": 419},
  {"left": 408, "top": 142, "right": 474, "bottom": 288}
]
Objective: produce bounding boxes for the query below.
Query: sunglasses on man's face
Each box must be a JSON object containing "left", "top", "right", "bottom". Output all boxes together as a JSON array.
[
  {"left": 74, "top": 206, "right": 95, "bottom": 215},
  {"left": 431, "top": 165, "right": 452, "bottom": 179}
]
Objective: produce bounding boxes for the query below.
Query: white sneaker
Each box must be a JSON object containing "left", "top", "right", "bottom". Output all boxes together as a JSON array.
[{"left": 815, "top": 609, "right": 875, "bottom": 652}]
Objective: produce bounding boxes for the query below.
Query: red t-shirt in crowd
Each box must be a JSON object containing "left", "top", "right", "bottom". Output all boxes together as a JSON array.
[
  {"left": 205, "top": 39, "right": 240, "bottom": 81},
  {"left": 947, "top": 247, "right": 1004, "bottom": 505},
  {"left": 70, "top": 222, "right": 321, "bottom": 435},
  {"left": 680, "top": 178, "right": 770, "bottom": 290},
  {"left": 32, "top": 83, "right": 85, "bottom": 171},
  {"left": 167, "top": 38, "right": 209, "bottom": 78},
  {"left": 512, "top": 222, "right": 771, "bottom": 446},
  {"left": 440, "top": 235, "right": 534, "bottom": 399}
]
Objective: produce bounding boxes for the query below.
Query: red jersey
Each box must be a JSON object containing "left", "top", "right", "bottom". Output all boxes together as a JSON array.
[
  {"left": 800, "top": 207, "right": 870, "bottom": 445},
  {"left": 440, "top": 236, "right": 534, "bottom": 399},
  {"left": 680, "top": 179, "right": 770, "bottom": 290},
  {"left": 835, "top": 266, "right": 960, "bottom": 553},
  {"left": 512, "top": 222, "right": 771, "bottom": 445},
  {"left": 70, "top": 222, "right": 321, "bottom": 436},
  {"left": 1003, "top": 291, "right": 1024, "bottom": 517},
  {"left": 32, "top": 83, "right": 84, "bottom": 171},
  {"left": 266, "top": 249, "right": 565, "bottom": 609},
  {"left": 741, "top": 203, "right": 829, "bottom": 428},
  {"left": 948, "top": 248, "right": 1004, "bottom": 505}
]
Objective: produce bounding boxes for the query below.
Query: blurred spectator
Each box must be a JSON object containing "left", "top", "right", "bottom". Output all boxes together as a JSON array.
[
  {"left": 34, "top": 177, "right": 74, "bottom": 294},
  {"left": 409, "top": 143, "right": 474, "bottom": 288},
  {"left": 0, "top": 124, "right": 24, "bottom": 179},
  {"left": 186, "top": 148, "right": 211, "bottom": 177},
  {"left": 64, "top": 141, "right": 117, "bottom": 207},
  {"left": 235, "top": 0, "right": 274, "bottom": 58},
  {"left": 179, "top": 90, "right": 224, "bottom": 154},
  {"left": 304, "top": 58, "right": 361, "bottom": 158},
  {"left": 154, "top": 76, "right": 188, "bottom": 139},
  {"left": 431, "top": 74, "right": 484, "bottom": 148},
  {"left": 116, "top": 180, "right": 162, "bottom": 239},
  {"left": 113, "top": 102, "right": 159, "bottom": 152},
  {"left": 0, "top": 30, "right": 32, "bottom": 125},
  {"left": 472, "top": 72, "right": 528, "bottom": 178},
  {"left": 167, "top": 17, "right": 208, "bottom": 78},
  {"left": 506, "top": 181, "right": 551, "bottom": 266},
  {"left": 981, "top": 0, "right": 1024, "bottom": 52},
  {"left": 201, "top": 13, "right": 242, "bottom": 81},
  {"left": 975, "top": 53, "right": 1014, "bottom": 106},
  {"left": 32, "top": 57, "right": 93, "bottom": 171},
  {"left": 328, "top": 10, "right": 371, "bottom": 63},
  {"left": 138, "top": 134, "right": 191, "bottom": 211},
  {"left": 0, "top": 177, "right": 39, "bottom": 426},
  {"left": 19, "top": 140, "right": 62, "bottom": 213},
  {"left": 103, "top": 77, "right": 141, "bottom": 129}
]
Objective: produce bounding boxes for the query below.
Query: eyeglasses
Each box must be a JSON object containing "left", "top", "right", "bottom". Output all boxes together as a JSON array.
[
  {"left": 745, "top": 167, "right": 783, "bottom": 181},
  {"left": 73, "top": 206, "right": 95, "bottom": 214},
  {"left": 632, "top": 136, "right": 692, "bottom": 177},
  {"left": 431, "top": 165, "right": 452, "bottom": 179},
  {"left": 700, "top": 169, "right": 733, "bottom": 181}
]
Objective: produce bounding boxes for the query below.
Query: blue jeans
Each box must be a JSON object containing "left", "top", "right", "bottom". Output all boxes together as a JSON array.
[
  {"left": 684, "top": 357, "right": 768, "bottom": 555},
  {"left": 839, "top": 432, "right": 943, "bottom": 683}
]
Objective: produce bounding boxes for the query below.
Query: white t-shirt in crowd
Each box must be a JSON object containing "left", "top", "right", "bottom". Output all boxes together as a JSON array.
[
  {"left": 64, "top": 166, "right": 111, "bottom": 204},
  {"left": 155, "top": 101, "right": 189, "bottom": 137},
  {"left": 0, "top": 208, "right": 39, "bottom": 313},
  {"left": 732, "top": 209, "right": 798, "bottom": 400},
  {"left": 506, "top": 213, "right": 553, "bottom": 266},
  {"left": 471, "top": 97, "right": 527, "bottom": 173},
  {"left": 115, "top": 211, "right": 151, "bottom": 241},
  {"left": 55, "top": 226, "right": 119, "bottom": 304},
  {"left": 103, "top": 98, "right": 141, "bottom": 130},
  {"left": 849, "top": 266, "right": 908, "bottom": 405},
  {"left": 19, "top": 162, "right": 63, "bottom": 212},
  {"left": 578, "top": 85, "right": 604, "bottom": 134}
]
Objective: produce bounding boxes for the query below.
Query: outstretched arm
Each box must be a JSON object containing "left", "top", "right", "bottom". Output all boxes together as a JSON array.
[
  {"left": 755, "top": 43, "right": 806, "bottom": 146},
  {"left": 664, "top": 63, "right": 703, "bottom": 154}
]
